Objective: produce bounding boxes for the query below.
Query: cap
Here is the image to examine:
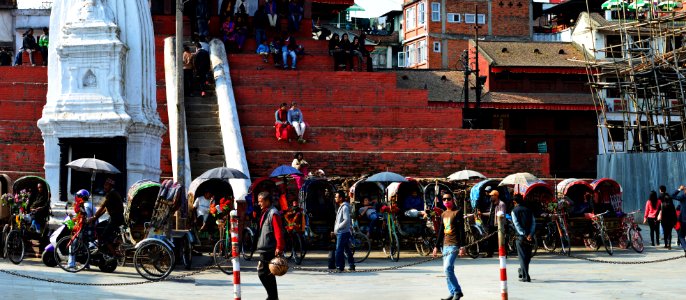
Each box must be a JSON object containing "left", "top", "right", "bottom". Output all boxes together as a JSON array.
[{"left": 488, "top": 190, "right": 499, "bottom": 197}]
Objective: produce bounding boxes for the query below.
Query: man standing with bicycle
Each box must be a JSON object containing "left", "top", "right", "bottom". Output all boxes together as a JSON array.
[
  {"left": 511, "top": 194, "right": 535, "bottom": 282},
  {"left": 433, "top": 191, "right": 464, "bottom": 300},
  {"left": 255, "top": 191, "right": 286, "bottom": 300}
]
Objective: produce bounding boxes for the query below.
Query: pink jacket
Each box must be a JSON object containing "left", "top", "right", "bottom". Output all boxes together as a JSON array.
[{"left": 644, "top": 200, "right": 661, "bottom": 219}]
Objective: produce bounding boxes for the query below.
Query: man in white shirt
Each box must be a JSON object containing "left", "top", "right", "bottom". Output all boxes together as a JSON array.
[{"left": 193, "top": 191, "right": 214, "bottom": 231}]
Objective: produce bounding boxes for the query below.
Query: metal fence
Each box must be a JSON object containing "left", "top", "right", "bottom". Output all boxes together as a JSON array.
[{"left": 597, "top": 152, "right": 686, "bottom": 213}]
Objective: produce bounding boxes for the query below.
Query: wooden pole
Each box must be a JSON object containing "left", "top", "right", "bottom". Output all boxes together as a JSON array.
[{"left": 175, "top": 0, "right": 187, "bottom": 230}]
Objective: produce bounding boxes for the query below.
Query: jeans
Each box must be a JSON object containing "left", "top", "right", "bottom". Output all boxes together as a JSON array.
[
  {"left": 442, "top": 245, "right": 462, "bottom": 295},
  {"left": 367, "top": 212, "right": 378, "bottom": 237},
  {"left": 335, "top": 232, "right": 355, "bottom": 270},
  {"left": 282, "top": 46, "right": 296, "bottom": 68},
  {"left": 255, "top": 28, "right": 266, "bottom": 47},
  {"left": 516, "top": 237, "right": 533, "bottom": 281},
  {"left": 14, "top": 49, "right": 34, "bottom": 66}
]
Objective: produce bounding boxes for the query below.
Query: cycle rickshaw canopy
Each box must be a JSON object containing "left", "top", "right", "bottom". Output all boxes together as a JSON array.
[
  {"left": 591, "top": 178, "right": 623, "bottom": 215},
  {"left": 469, "top": 179, "right": 510, "bottom": 211},
  {"left": 12, "top": 175, "right": 50, "bottom": 197}
]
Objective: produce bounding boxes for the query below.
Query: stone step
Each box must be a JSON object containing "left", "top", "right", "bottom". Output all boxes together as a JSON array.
[
  {"left": 233, "top": 86, "right": 428, "bottom": 107},
  {"left": 229, "top": 69, "right": 397, "bottom": 88}
]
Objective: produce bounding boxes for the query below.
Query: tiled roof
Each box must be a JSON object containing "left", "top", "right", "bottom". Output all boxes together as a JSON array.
[
  {"left": 483, "top": 92, "right": 594, "bottom": 106},
  {"left": 366, "top": 32, "right": 400, "bottom": 45},
  {"left": 476, "top": 41, "right": 586, "bottom": 68}
]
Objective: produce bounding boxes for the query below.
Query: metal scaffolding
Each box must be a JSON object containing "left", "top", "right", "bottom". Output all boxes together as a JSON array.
[{"left": 585, "top": 10, "right": 686, "bottom": 153}]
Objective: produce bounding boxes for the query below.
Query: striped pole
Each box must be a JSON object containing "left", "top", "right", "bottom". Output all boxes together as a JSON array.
[
  {"left": 230, "top": 210, "right": 241, "bottom": 300},
  {"left": 497, "top": 212, "right": 508, "bottom": 300}
]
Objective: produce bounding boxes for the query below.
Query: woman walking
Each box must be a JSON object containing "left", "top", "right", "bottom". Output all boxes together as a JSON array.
[{"left": 644, "top": 191, "right": 662, "bottom": 246}]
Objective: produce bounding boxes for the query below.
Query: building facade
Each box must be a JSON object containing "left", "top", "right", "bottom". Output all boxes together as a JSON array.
[{"left": 401, "top": 0, "right": 531, "bottom": 69}]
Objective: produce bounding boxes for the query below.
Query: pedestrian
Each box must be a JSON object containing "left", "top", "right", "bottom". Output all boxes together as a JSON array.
[
  {"left": 193, "top": 42, "right": 210, "bottom": 97},
  {"left": 671, "top": 185, "right": 686, "bottom": 257},
  {"left": 255, "top": 191, "right": 286, "bottom": 300},
  {"left": 331, "top": 190, "right": 355, "bottom": 272},
  {"left": 432, "top": 191, "right": 464, "bottom": 300},
  {"left": 13, "top": 28, "right": 37, "bottom": 66},
  {"left": 644, "top": 191, "right": 662, "bottom": 246},
  {"left": 511, "top": 194, "right": 535, "bottom": 283},
  {"left": 659, "top": 194, "right": 677, "bottom": 249},
  {"left": 38, "top": 27, "right": 48, "bottom": 66},
  {"left": 182, "top": 46, "right": 194, "bottom": 96},
  {"left": 481, "top": 189, "right": 506, "bottom": 257}
]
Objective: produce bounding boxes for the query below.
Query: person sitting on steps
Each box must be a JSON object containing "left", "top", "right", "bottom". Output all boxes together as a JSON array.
[{"left": 288, "top": 101, "right": 306, "bottom": 143}]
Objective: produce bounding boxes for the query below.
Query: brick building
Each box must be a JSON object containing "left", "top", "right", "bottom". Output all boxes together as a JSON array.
[{"left": 401, "top": 0, "right": 531, "bottom": 69}]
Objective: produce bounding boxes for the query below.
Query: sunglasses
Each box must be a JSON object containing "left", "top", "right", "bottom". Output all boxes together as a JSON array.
[{"left": 442, "top": 198, "right": 452, "bottom": 201}]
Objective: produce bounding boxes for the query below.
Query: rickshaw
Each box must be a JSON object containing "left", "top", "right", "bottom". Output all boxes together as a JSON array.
[
  {"left": 509, "top": 181, "right": 554, "bottom": 256},
  {"left": 242, "top": 176, "right": 305, "bottom": 264},
  {"left": 300, "top": 177, "right": 337, "bottom": 248},
  {"left": 3, "top": 176, "right": 51, "bottom": 264},
  {"left": 463, "top": 179, "right": 510, "bottom": 258},
  {"left": 350, "top": 178, "right": 398, "bottom": 261},
  {"left": 588, "top": 178, "right": 624, "bottom": 254},
  {"left": 187, "top": 175, "right": 235, "bottom": 250},
  {"left": 54, "top": 179, "right": 187, "bottom": 280},
  {"left": 388, "top": 179, "right": 437, "bottom": 256}
]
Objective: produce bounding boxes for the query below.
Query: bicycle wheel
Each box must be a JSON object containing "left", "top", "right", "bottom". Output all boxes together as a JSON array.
[
  {"left": 134, "top": 241, "right": 175, "bottom": 280},
  {"left": 241, "top": 229, "right": 255, "bottom": 261},
  {"left": 350, "top": 232, "right": 371, "bottom": 263},
  {"left": 179, "top": 236, "right": 193, "bottom": 270},
  {"left": 464, "top": 231, "right": 480, "bottom": 259},
  {"left": 601, "top": 231, "right": 613, "bottom": 256},
  {"left": 629, "top": 227, "right": 644, "bottom": 253},
  {"left": 0, "top": 224, "right": 9, "bottom": 259},
  {"left": 288, "top": 233, "right": 305, "bottom": 265},
  {"left": 213, "top": 239, "right": 233, "bottom": 275},
  {"left": 618, "top": 232, "right": 629, "bottom": 249},
  {"left": 383, "top": 231, "right": 400, "bottom": 262},
  {"left": 5, "top": 230, "right": 24, "bottom": 264},
  {"left": 55, "top": 236, "right": 89, "bottom": 273},
  {"left": 541, "top": 224, "right": 557, "bottom": 252}
]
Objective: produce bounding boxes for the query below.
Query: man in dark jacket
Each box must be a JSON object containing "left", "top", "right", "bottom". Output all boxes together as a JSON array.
[
  {"left": 672, "top": 185, "right": 686, "bottom": 256},
  {"left": 29, "top": 182, "right": 50, "bottom": 231},
  {"left": 256, "top": 191, "right": 285, "bottom": 300},
  {"left": 511, "top": 194, "right": 536, "bottom": 282},
  {"left": 193, "top": 43, "right": 210, "bottom": 97},
  {"left": 13, "top": 28, "right": 37, "bottom": 66}
]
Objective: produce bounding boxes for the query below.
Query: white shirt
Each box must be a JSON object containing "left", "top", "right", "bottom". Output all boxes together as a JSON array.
[{"left": 193, "top": 196, "right": 212, "bottom": 217}]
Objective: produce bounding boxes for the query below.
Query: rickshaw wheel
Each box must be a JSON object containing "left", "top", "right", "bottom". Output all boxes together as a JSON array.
[
  {"left": 55, "top": 236, "right": 89, "bottom": 273},
  {"left": 134, "top": 241, "right": 175, "bottom": 280},
  {"left": 350, "top": 232, "right": 371, "bottom": 263},
  {"left": 213, "top": 239, "right": 233, "bottom": 275},
  {"left": 629, "top": 228, "right": 644, "bottom": 253},
  {"left": 6, "top": 230, "right": 24, "bottom": 264},
  {"left": 241, "top": 229, "right": 255, "bottom": 261},
  {"left": 601, "top": 232, "right": 613, "bottom": 256},
  {"left": 388, "top": 232, "right": 400, "bottom": 262},
  {"left": 0, "top": 224, "right": 9, "bottom": 258},
  {"left": 464, "top": 231, "right": 480, "bottom": 259}
]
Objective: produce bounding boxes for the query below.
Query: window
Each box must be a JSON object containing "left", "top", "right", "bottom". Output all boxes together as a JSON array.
[
  {"left": 418, "top": 41, "right": 427, "bottom": 63},
  {"left": 431, "top": 2, "right": 441, "bottom": 21},
  {"left": 398, "top": 52, "right": 406, "bottom": 68},
  {"left": 433, "top": 41, "right": 441, "bottom": 52},
  {"left": 407, "top": 44, "right": 416, "bottom": 66},
  {"left": 465, "top": 13, "right": 486, "bottom": 24},
  {"left": 406, "top": 7, "right": 416, "bottom": 29},
  {"left": 418, "top": 3, "right": 426, "bottom": 26},
  {"left": 447, "top": 13, "right": 461, "bottom": 23}
]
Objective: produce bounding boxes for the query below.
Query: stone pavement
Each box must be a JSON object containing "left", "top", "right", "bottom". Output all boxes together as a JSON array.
[{"left": 0, "top": 242, "right": 683, "bottom": 300}]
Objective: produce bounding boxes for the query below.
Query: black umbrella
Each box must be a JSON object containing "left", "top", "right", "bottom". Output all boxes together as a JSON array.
[
  {"left": 198, "top": 167, "right": 249, "bottom": 180},
  {"left": 66, "top": 157, "right": 121, "bottom": 197}
]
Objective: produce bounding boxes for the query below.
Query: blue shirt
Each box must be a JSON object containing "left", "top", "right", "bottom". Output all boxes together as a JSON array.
[
  {"left": 288, "top": 108, "right": 304, "bottom": 123},
  {"left": 256, "top": 44, "right": 270, "bottom": 54}
]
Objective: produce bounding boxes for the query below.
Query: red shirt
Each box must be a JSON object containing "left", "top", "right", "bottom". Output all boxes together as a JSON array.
[{"left": 260, "top": 207, "right": 285, "bottom": 252}]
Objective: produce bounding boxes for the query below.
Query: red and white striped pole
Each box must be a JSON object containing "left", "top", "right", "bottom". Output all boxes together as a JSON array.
[
  {"left": 230, "top": 210, "right": 241, "bottom": 300},
  {"left": 497, "top": 212, "right": 508, "bottom": 300}
]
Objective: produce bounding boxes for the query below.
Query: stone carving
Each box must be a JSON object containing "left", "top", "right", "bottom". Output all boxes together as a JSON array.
[{"left": 82, "top": 69, "right": 96, "bottom": 88}]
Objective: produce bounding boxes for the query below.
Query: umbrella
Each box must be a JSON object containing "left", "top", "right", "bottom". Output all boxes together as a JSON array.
[
  {"left": 365, "top": 171, "right": 408, "bottom": 183},
  {"left": 197, "top": 167, "right": 248, "bottom": 180},
  {"left": 601, "top": 0, "right": 628, "bottom": 10},
  {"left": 499, "top": 172, "right": 539, "bottom": 186},
  {"left": 447, "top": 170, "right": 486, "bottom": 181},
  {"left": 270, "top": 165, "right": 302, "bottom": 177},
  {"left": 627, "top": 0, "right": 650, "bottom": 11},
  {"left": 657, "top": 0, "right": 682, "bottom": 10},
  {"left": 66, "top": 157, "right": 121, "bottom": 194}
]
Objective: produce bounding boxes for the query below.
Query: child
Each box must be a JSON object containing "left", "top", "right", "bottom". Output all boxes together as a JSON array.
[
  {"left": 358, "top": 197, "right": 378, "bottom": 238},
  {"left": 256, "top": 40, "right": 270, "bottom": 63}
]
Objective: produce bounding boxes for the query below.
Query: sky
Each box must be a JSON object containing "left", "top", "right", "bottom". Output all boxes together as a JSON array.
[{"left": 18, "top": 0, "right": 49, "bottom": 9}]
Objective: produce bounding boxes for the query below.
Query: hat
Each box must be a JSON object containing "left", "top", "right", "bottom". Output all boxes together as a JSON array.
[{"left": 488, "top": 190, "right": 499, "bottom": 197}]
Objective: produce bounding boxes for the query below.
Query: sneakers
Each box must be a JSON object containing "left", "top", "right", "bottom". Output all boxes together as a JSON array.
[
  {"left": 453, "top": 292, "right": 464, "bottom": 300},
  {"left": 349, "top": 265, "right": 355, "bottom": 271}
]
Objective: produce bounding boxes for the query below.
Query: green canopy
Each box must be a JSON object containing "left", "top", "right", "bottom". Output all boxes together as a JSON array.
[
  {"left": 657, "top": 0, "right": 682, "bottom": 10},
  {"left": 602, "top": 0, "right": 629, "bottom": 10},
  {"left": 346, "top": 3, "right": 366, "bottom": 12},
  {"left": 627, "top": 0, "right": 650, "bottom": 11}
]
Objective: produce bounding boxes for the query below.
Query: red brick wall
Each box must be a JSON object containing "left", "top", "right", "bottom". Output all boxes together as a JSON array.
[{"left": 490, "top": 1, "right": 530, "bottom": 37}]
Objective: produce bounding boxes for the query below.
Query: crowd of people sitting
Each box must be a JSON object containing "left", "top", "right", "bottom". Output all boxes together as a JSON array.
[
  {"left": 8, "top": 28, "right": 49, "bottom": 67},
  {"left": 328, "top": 32, "right": 372, "bottom": 72},
  {"left": 274, "top": 101, "right": 307, "bottom": 143}
]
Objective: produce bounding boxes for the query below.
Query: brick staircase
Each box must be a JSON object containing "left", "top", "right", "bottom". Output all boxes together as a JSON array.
[
  {"left": 185, "top": 95, "right": 226, "bottom": 178},
  {"left": 225, "top": 20, "right": 550, "bottom": 178}
]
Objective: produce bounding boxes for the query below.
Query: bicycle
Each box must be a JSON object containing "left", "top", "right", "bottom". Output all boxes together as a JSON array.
[
  {"left": 349, "top": 218, "right": 371, "bottom": 263},
  {"left": 541, "top": 212, "right": 571, "bottom": 256},
  {"left": 585, "top": 210, "right": 613, "bottom": 255},
  {"left": 213, "top": 217, "right": 236, "bottom": 274},
  {"left": 463, "top": 213, "right": 484, "bottom": 259},
  {"left": 618, "top": 209, "right": 644, "bottom": 253},
  {"left": 380, "top": 210, "right": 400, "bottom": 262}
]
